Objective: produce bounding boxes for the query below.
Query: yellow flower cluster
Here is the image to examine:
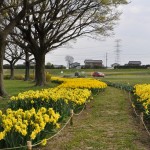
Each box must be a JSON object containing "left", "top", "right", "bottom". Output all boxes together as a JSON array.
[
  {"left": 0, "top": 107, "right": 60, "bottom": 140},
  {"left": 41, "top": 138, "right": 47, "bottom": 146},
  {"left": 9, "top": 77, "right": 107, "bottom": 112},
  {"left": 134, "top": 84, "right": 150, "bottom": 102},
  {"left": 10, "top": 87, "right": 91, "bottom": 105},
  {"left": 134, "top": 84, "right": 150, "bottom": 113},
  {"left": 51, "top": 77, "right": 107, "bottom": 89}
]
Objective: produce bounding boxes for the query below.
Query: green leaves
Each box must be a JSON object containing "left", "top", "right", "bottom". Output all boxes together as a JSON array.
[{"left": 101, "top": 0, "right": 128, "bottom": 5}]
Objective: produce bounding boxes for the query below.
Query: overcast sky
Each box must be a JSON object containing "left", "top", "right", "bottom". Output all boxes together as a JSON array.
[
  {"left": 44, "top": 0, "right": 150, "bottom": 67},
  {"left": 7, "top": 0, "right": 149, "bottom": 67}
]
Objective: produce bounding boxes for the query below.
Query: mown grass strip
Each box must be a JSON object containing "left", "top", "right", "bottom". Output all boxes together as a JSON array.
[{"left": 43, "top": 87, "right": 150, "bottom": 150}]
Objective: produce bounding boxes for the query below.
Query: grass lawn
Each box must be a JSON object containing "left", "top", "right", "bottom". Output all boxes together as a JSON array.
[
  {"left": 4, "top": 68, "right": 150, "bottom": 76},
  {"left": 4, "top": 68, "right": 150, "bottom": 84},
  {"left": 0, "top": 80, "right": 59, "bottom": 109},
  {"left": 102, "top": 74, "right": 150, "bottom": 85},
  {"left": 4, "top": 80, "right": 58, "bottom": 96}
]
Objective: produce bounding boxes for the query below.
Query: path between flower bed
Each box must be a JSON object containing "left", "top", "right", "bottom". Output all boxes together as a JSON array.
[{"left": 35, "top": 87, "right": 150, "bottom": 150}]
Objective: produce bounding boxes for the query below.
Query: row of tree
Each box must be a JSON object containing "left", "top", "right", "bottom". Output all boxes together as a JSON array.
[
  {"left": 0, "top": 0, "right": 128, "bottom": 97},
  {"left": 114, "top": 65, "right": 150, "bottom": 69}
]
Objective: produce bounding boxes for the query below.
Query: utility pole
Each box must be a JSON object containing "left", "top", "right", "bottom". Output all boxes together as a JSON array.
[
  {"left": 106, "top": 52, "right": 108, "bottom": 68},
  {"left": 115, "top": 39, "right": 121, "bottom": 64}
]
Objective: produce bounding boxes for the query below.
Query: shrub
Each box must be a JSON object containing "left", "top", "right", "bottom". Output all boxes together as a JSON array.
[
  {"left": 4, "top": 75, "right": 24, "bottom": 80},
  {"left": 14, "top": 75, "right": 24, "bottom": 80},
  {"left": 46, "top": 73, "right": 51, "bottom": 82},
  {"left": 29, "top": 74, "right": 35, "bottom": 80},
  {"left": 3, "top": 75, "right": 10, "bottom": 80}
]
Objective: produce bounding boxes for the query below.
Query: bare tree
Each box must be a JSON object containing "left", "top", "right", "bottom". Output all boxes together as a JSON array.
[
  {"left": 65, "top": 55, "right": 74, "bottom": 69},
  {"left": 0, "top": 0, "right": 45, "bottom": 96},
  {"left": 4, "top": 42, "right": 24, "bottom": 80},
  {"left": 10, "top": 28, "right": 35, "bottom": 81},
  {"left": 24, "top": 51, "right": 35, "bottom": 81},
  {"left": 12, "top": 0, "right": 128, "bottom": 86},
  {"left": 0, "top": 0, "right": 28, "bottom": 96}
]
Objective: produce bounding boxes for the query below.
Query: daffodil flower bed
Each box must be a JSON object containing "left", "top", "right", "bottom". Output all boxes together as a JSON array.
[
  {"left": 51, "top": 77, "right": 107, "bottom": 94},
  {"left": 9, "top": 77, "right": 107, "bottom": 113},
  {"left": 9, "top": 88, "right": 92, "bottom": 117},
  {"left": 2, "top": 77, "right": 107, "bottom": 149},
  {"left": 0, "top": 107, "right": 60, "bottom": 148},
  {"left": 134, "top": 84, "right": 150, "bottom": 114}
]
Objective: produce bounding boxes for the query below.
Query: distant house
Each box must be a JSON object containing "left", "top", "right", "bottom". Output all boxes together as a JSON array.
[
  {"left": 84, "top": 59, "right": 103, "bottom": 68},
  {"left": 128, "top": 61, "right": 141, "bottom": 66},
  {"left": 70, "top": 62, "right": 81, "bottom": 69}
]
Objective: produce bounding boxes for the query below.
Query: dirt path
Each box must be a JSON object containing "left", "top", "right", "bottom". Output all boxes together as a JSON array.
[{"left": 35, "top": 87, "right": 150, "bottom": 150}]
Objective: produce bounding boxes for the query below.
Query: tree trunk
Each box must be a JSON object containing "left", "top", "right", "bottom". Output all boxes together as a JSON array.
[
  {"left": 0, "top": 1, "right": 28, "bottom": 97},
  {"left": 24, "top": 52, "right": 30, "bottom": 81},
  {"left": 24, "top": 61, "right": 30, "bottom": 81},
  {"left": 10, "top": 63, "right": 14, "bottom": 80},
  {"left": 35, "top": 53, "right": 46, "bottom": 86},
  {"left": 0, "top": 35, "right": 7, "bottom": 96}
]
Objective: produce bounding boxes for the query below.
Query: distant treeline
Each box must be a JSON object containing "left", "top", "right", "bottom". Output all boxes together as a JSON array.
[
  {"left": 114, "top": 65, "right": 150, "bottom": 69},
  {"left": 4, "top": 64, "right": 150, "bottom": 69},
  {"left": 3, "top": 64, "right": 66, "bottom": 69},
  {"left": 81, "top": 65, "right": 105, "bottom": 69}
]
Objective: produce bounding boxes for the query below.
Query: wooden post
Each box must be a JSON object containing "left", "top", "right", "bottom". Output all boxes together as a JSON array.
[
  {"left": 84, "top": 103, "right": 87, "bottom": 110},
  {"left": 70, "top": 109, "right": 74, "bottom": 126},
  {"left": 27, "top": 141, "right": 32, "bottom": 150}
]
